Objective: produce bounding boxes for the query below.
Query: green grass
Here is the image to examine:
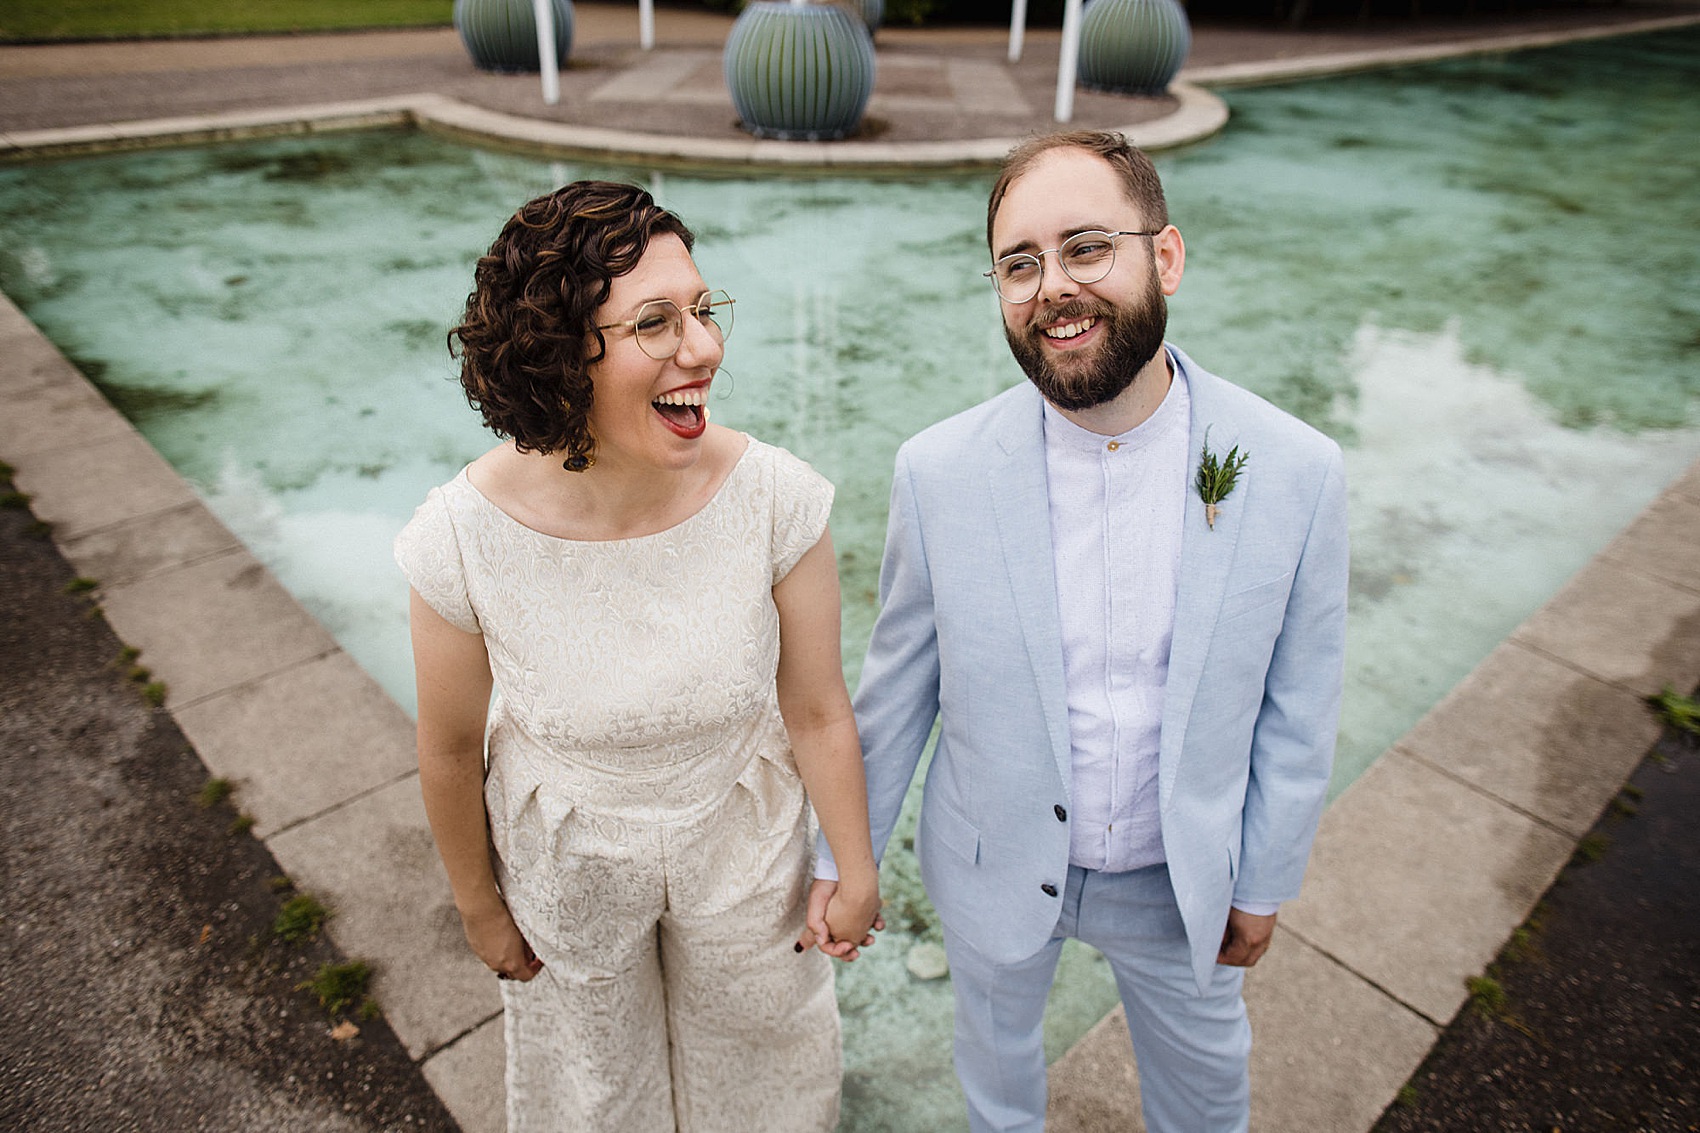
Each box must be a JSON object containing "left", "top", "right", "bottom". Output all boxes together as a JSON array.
[
  {"left": 273, "top": 893, "right": 330, "bottom": 943},
  {"left": 1465, "top": 974, "right": 1508, "bottom": 1017},
  {"left": 299, "top": 959, "right": 372, "bottom": 1007},
  {"left": 1, "top": 0, "right": 452, "bottom": 43},
  {"left": 197, "top": 776, "right": 233, "bottom": 808},
  {"left": 1572, "top": 831, "right": 1611, "bottom": 865},
  {"left": 300, "top": 959, "right": 372, "bottom": 1016},
  {"left": 1648, "top": 686, "right": 1700, "bottom": 736}
]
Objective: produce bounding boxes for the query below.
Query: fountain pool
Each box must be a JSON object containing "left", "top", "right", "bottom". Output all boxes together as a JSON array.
[{"left": 1, "top": 25, "right": 1697, "bottom": 1130}]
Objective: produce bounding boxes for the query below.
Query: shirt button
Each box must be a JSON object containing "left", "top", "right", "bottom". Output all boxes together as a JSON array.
[
  {"left": 1106, "top": 441, "right": 1121, "bottom": 452},
  {"left": 1041, "top": 883, "right": 1059, "bottom": 898},
  {"left": 1054, "top": 804, "right": 1067, "bottom": 822}
]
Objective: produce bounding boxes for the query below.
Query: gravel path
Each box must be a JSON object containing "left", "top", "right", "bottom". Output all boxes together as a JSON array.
[{"left": 0, "top": 470, "right": 460, "bottom": 1133}]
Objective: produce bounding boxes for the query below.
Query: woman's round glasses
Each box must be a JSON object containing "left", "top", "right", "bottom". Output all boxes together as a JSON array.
[
  {"left": 983, "top": 230, "right": 1161, "bottom": 304},
  {"left": 596, "top": 289, "right": 735, "bottom": 360}
]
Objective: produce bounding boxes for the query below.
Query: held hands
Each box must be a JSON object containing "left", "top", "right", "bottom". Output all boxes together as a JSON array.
[
  {"left": 800, "top": 876, "right": 884, "bottom": 962},
  {"left": 461, "top": 899, "right": 545, "bottom": 982},
  {"left": 1216, "top": 907, "right": 1276, "bottom": 968}
]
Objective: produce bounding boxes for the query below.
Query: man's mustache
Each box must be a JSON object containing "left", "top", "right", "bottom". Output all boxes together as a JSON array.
[{"left": 1024, "top": 299, "right": 1111, "bottom": 334}]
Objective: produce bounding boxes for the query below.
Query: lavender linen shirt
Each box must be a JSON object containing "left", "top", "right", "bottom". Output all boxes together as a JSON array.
[
  {"left": 1042, "top": 366, "right": 1188, "bottom": 875},
  {"left": 1043, "top": 362, "right": 1276, "bottom": 917}
]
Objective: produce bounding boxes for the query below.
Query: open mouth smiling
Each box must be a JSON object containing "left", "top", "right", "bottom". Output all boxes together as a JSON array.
[
  {"left": 1042, "top": 316, "right": 1098, "bottom": 342},
  {"left": 652, "top": 385, "right": 709, "bottom": 437}
]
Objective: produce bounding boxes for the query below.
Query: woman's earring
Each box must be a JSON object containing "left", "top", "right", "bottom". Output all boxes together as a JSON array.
[
  {"left": 563, "top": 451, "right": 595, "bottom": 472},
  {"left": 714, "top": 368, "right": 734, "bottom": 400}
]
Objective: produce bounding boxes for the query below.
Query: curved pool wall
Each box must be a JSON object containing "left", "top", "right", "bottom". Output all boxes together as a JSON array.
[{"left": 2, "top": 27, "right": 1698, "bottom": 1133}]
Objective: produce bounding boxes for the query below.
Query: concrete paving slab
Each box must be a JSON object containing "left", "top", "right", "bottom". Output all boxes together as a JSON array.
[
  {"left": 422, "top": 1016, "right": 506, "bottom": 1133},
  {"left": 266, "top": 776, "right": 503, "bottom": 1060},
  {"left": 1046, "top": 1005, "right": 1143, "bottom": 1131},
  {"left": 174, "top": 648, "right": 421, "bottom": 838},
  {"left": 1278, "top": 748, "right": 1573, "bottom": 1025},
  {"left": 1600, "top": 486, "right": 1700, "bottom": 596},
  {"left": 1243, "top": 933, "right": 1440, "bottom": 1133},
  {"left": 1397, "top": 640, "right": 1665, "bottom": 838},
  {"left": 1044, "top": 931, "right": 1441, "bottom": 1133},
  {"left": 97, "top": 547, "right": 339, "bottom": 707},
  {"left": 0, "top": 303, "right": 136, "bottom": 457},
  {"left": 57, "top": 499, "right": 243, "bottom": 587},
  {"left": 1670, "top": 457, "right": 1700, "bottom": 505},
  {"left": 1511, "top": 557, "right": 1700, "bottom": 697},
  {"left": 589, "top": 49, "right": 715, "bottom": 101},
  {"left": 10, "top": 427, "right": 199, "bottom": 541},
  {"left": 0, "top": 351, "right": 135, "bottom": 458},
  {"left": 948, "top": 58, "right": 1033, "bottom": 116}
]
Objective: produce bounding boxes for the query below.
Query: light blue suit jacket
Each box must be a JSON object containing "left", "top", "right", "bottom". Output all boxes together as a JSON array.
[{"left": 846, "top": 346, "right": 1349, "bottom": 995}]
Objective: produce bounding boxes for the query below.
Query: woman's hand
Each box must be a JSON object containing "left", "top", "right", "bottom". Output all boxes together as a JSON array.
[
  {"left": 801, "top": 876, "right": 883, "bottom": 961},
  {"left": 460, "top": 900, "right": 545, "bottom": 981}
]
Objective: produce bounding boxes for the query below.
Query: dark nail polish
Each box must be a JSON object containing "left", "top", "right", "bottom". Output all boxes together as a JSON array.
[{"left": 794, "top": 942, "right": 804, "bottom": 953}]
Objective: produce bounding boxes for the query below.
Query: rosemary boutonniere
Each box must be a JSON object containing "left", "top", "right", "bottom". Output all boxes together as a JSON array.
[{"left": 1195, "top": 428, "right": 1248, "bottom": 531}]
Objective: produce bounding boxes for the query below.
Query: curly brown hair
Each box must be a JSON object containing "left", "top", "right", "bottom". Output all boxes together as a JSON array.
[{"left": 449, "top": 181, "right": 695, "bottom": 468}]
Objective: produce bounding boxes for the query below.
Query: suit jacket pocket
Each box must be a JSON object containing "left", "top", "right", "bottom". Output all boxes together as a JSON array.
[
  {"left": 1217, "top": 572, "right": 1293, "bottom": 625},
  {"left": 923, "top": 792, "right": 981, "bottom": 866}
]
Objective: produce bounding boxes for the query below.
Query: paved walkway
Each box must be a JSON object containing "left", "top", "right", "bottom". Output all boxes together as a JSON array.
[
  {"left": 3, "top": 6, "right": 1700, "bottom": 1131},
  {"left": 5, "top": 2, "right": 1700, "bottom": 164}
]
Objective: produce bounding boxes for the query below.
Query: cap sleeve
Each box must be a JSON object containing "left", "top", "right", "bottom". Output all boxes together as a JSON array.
[
  {"left": 394, "top": 486, "right": 482, "bottom": 634},
  {"left": 766, "top": 444, "right": 835, "bottom": 585}
]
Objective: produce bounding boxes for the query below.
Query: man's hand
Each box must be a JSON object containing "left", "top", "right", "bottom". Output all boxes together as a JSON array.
[{"left": 1216, "top": 908, "right": 1276, "bottom": 968}]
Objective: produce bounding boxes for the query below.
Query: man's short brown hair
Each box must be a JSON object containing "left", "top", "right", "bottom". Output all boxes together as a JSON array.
[{"left": 986, "top": 131, "right": 1169, "bottom": 252}]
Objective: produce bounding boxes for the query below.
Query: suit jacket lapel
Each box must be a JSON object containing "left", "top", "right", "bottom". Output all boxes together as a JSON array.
[
  {"left": 1160, "top": 354, "right": 1247, "bottom": 811},
  {"left": 987, "top": 387, "right": 1075, "bottom": 800}
]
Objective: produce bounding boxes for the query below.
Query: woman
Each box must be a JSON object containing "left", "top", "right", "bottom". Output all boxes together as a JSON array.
[{"left": 394, "top": 181, "right": 881, "bottom": 1132}]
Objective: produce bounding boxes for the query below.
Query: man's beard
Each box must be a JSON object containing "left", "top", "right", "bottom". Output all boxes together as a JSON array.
[{"left": 1004, "top": 273, "right": 1168, "bottom": 412}]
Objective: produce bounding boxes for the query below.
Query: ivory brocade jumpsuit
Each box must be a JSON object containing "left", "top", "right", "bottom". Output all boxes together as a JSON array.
[{"left": 395, "top": 438, "right": 842, "bottom": 1132}]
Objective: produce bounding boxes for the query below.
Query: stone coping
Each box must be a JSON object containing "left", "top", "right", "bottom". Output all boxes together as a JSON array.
[
  {"left": 0, "top": 85, "right": 1228, "bottom": 169},
  {"left": 8, "top": 276, "right": 1698, "bottom": 1133}
]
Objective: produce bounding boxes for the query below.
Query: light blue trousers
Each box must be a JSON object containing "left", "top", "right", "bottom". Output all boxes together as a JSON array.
[{"left": 943, "top": 863, "right": 1252, "bottom": 1133}]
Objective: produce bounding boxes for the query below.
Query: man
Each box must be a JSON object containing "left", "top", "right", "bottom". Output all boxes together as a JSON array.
[{"left": 817, "top": 130, "right": 1349, "bottom": 1131}]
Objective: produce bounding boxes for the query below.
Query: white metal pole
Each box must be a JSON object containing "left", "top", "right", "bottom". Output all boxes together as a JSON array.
[
  {"left": 1054, "top": 0, "right": 1082, "bottom": 122},
  {"left": 533, "top": 0, "right": 560, "bottom": 105},
  {"left": 640, "top": 0, "right": 655, "bottom": 49},
  {"left": 1008, "top": 0, "right": 1027, "bottom": 62}
]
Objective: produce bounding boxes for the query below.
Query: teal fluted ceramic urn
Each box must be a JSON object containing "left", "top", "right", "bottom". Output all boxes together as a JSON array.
[
  {"left": 1077, "top": 0, "right": 1190, "bottom": 96},
  {"left": 454, "top": 0, "right": 575, "bottom": 74},
  {"left": 723, "top": 2, "right": 877, "bottom": 142}
]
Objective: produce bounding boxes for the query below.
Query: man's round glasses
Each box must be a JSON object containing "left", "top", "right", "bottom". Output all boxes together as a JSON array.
[
  {"left": 596, "top": 289, "right": 735, "bottom": 361},
  {"left": 983, "top": 230, "right": 1162, "bottom": 304}
]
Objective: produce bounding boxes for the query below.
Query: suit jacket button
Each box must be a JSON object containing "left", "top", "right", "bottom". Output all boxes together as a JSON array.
[
  {"left": 1054, "top": 804, "right": 1067, "bottom": 822},
  {"left": 1040, "top": 883, "right": 1058, "bottom": 898}
]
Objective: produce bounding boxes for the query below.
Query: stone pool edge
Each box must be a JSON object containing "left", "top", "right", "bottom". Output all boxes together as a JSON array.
[
  {"left": 7, "top": 279, "right": 1699, "bottom": 1130},
  {"left": 0, "top": 84, "right": 1228, "bottom": 170}
]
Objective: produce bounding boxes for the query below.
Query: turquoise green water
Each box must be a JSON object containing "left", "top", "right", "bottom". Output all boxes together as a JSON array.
[{"left": 2, "top": 27, "right": 1697, "bottom": 1130}]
